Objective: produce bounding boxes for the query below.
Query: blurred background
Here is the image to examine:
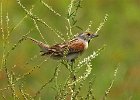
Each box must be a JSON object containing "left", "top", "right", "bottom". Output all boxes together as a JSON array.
[{"left": 0, "top": 0, "right": 140, "bottom": 99}]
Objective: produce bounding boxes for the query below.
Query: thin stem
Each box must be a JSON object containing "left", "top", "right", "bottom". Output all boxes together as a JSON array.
[
  {"left": 103, "top": 66, "right": 119, "bottom": 100},
  {"left": 33, "top": 63, "right": 60, "bottom": 99},
  {"left": 15, "top": 59, "right": 47, "bottom": 82},
  {"left": 70, "top": 61, "right": 76, "bottom": 100},
  {"left": 67, "top": 0, "right": 75, "bottom": 37},
  {"left": 95, "top": 14, "right": 108, "bottom": 35},
  {"left": 17, "top": 0, "right": 65, "bottom": 41}
]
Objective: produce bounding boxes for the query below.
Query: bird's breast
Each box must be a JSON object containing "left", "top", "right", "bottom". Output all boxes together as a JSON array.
[
  {"left": 77, "top": 38, "right": 89, "bottom": 50},
  {"left": 84, "top": 41, "right": 88, "bottom": 49}
]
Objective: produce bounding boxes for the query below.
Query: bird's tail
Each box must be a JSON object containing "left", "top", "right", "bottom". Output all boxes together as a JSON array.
[{"left": 26, "top": 37, "right": 49, "bottom": 52}]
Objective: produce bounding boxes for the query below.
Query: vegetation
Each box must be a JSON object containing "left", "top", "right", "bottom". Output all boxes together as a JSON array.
[{"left": 0, "top": 0, "right": 140, "bottom": 100}]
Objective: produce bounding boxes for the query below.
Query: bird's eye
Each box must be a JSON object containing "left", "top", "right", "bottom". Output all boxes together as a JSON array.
[{"left": 87, "top": 33, "right": 90, "bottom": 36}]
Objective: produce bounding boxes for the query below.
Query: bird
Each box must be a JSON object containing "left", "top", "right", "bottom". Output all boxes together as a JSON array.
[{"left": 26, "top": 32, "right": 98, "bottom": 62}]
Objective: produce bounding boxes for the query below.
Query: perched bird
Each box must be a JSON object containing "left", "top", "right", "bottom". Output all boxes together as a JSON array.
[{"left": 27, "top": 32, "right": 98, "bottom": 62}]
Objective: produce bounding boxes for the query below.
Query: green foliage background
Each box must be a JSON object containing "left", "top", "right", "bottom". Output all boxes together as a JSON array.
[{"left": 0, "top": 0, "right": 140, "bottom": 99}]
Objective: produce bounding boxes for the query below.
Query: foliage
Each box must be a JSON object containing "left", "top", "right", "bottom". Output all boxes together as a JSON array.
[{"left": 1, "top": 0, "right": 139, "bottom": 100}]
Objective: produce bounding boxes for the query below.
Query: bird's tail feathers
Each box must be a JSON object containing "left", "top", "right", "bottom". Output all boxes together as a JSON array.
[{"left": 26, "top": 37, "right": 49, "bottom": 52}]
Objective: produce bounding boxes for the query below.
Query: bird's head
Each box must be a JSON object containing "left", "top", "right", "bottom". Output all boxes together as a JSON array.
[{"left": 77, "top": 32, "right": 98, "bottom": 42}]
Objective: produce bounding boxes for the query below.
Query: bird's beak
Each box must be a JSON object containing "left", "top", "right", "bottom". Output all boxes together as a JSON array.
[{"left": 90, "top": 33, "right": 98, "bottom": 39}]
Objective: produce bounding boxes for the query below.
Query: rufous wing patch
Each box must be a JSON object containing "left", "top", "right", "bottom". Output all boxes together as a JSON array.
[{"left": 68, "top": 39, "right": 85, "bottom": 53}]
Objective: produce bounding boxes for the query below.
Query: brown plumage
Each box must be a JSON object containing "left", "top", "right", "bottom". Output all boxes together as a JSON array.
[
  {"left": 27, "top": 32, "right": 98, "bottom": 62},
  {"left": 45, "top": 38, "right": 85, "bottom": 57}
]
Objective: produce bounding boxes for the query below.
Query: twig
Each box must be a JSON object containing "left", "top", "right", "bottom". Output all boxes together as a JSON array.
[
  {"left": 32, "top": 18, "right": 47, "bottom": 44},
  {"left": 40, "top": 0, "right": 62, "bottom": 17},
  {"left": 77, "top": 44, "right": 106, "bottom": 70},
  {"left": 19, "top": 83, "right": 33, "bottom": 100},
  {"left": 94, "top": 14, "right": 108, "bottom": 35},
  {"left": 33, "top": 63, "right": 60, "bottom": 99},
  {"left": 15, "top": 59, "right": 47, "bottom": 82},
  {"left": 16, "top": 0, "right": 65, "bottom": 42},
  {"left": 103, "top": 66, "right": 119, "bottom": 100}
]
